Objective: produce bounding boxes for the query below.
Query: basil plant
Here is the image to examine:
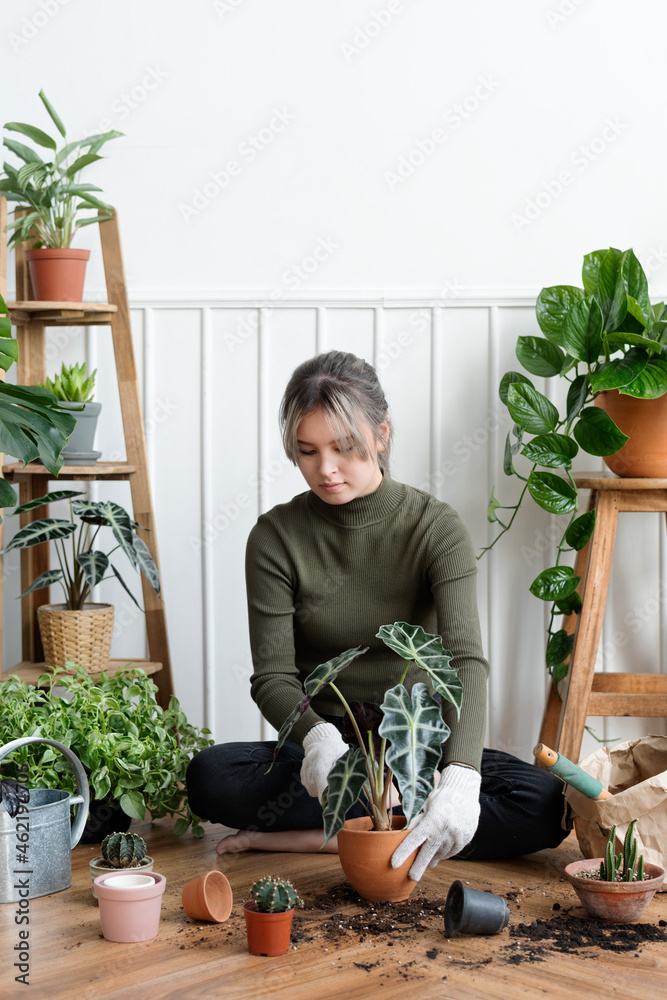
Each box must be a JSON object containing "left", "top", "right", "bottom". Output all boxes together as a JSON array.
[
  {"left": 272, "top": 622, "right": 463, "bottom": 843},
  {"left": 483, "top": 246, "right": 667, "bottom": 683}
]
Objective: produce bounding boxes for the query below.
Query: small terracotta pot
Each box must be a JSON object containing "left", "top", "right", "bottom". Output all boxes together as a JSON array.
[
  {"left": 336, "top": 815, "right": 419, "bottom": 903},
  {"left": 25, "top": 248, "right": 90, "bottom": 302},
  {"left": 182, "top": 870, "right": 233, "bottom": 922},
  {"left": 594, "top": 390, "right": 667, "bottom": 477},
  {"left": 94, "top": 871, "right": 166, "bottom": 942},
  {"left": 89, "top": 855, "right": 154, "bottom": 899},
  {"left": 564, "top": 859, "right": 665, "bottom": 921},
  {"left": 243, "top": 901, "right": 294, "bottom": 956}
]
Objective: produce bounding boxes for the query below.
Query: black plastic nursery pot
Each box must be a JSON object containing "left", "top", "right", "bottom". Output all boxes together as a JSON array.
[{"left": 444, "top": 880, "right": 510, "bottom": 937}]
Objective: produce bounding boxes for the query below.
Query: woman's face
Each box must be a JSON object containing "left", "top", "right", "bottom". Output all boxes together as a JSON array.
[{"left": 295, "top": 407, "right": 386, "bottom": 505}]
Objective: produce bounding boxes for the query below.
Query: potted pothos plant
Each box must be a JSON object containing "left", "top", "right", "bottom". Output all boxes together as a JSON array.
[
  {"left": 272, "top": 622, "right": 462, "bottom": 902},
  {"left": 2, "top": 487, "right": 160, "bottom": 672},
  {"left": 41, "top": 361, "right": 101, "bottom": 464},
  {"left": 482, "top": 246, "right": 667, "bottom": 685},
  {"left": 0, "top": 665, "right": 212, "bottom": 842},
  {"left": 0, "top": 90, "right": 121, "bottom": 301}
]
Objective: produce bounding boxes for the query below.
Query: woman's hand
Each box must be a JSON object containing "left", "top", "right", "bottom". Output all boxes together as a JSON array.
[
  {"left": 300, "top": 723, "right": 349, "bottom": 801},
  {"left": 391, "top": 764, "right": 481, "bottom": 880}
]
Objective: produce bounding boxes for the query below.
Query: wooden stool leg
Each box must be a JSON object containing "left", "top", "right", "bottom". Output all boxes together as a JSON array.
[{"left": 556, "top": 490, "right": 620, "bottom": 762}]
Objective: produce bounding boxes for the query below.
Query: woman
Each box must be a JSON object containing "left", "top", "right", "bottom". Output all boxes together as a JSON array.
[{"left": 186, "top": 351, "right": 567, "bottom": 880}]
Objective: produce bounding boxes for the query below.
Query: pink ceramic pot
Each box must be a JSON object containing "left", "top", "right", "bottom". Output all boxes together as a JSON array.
[{"left": 94, "top": 871, "right": 166, "bottom": 942}]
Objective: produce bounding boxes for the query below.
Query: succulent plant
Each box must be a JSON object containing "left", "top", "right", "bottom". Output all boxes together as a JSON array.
[
  {"left": 250, "top": 876, "right": 304, "bottom": 913},
  {"left": 42, "top": 361, "right": 96, "bottom": 403},
  {"left": 599, "top": 820, "right": 645, "bottom": 882},
  {"left": 101, "top": 832, "right": 148, "bottom": 868}
]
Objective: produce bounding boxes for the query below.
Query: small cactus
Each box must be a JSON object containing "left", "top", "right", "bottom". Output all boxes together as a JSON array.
[
  {"left": 100, "top": 832, "right": 148, "bottom": 868},
  {"left": 250, "top": 876, "right": 304, "bottom": 913},
  {"left": 599, "top": 820, "right": 645, "bottom": 882}
]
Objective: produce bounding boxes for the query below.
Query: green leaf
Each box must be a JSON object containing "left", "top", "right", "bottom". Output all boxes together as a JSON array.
[
  {"left": 625, "top": 296, "right": 648, "bottom": 331},
  {"left": 521, "top": 433, "right": 578, "bottom": 469},
  {"left": 77, "top": 550, "right": 109, "bottom": 590},
  {"left": 0, "top": 478, "right": 17, "bottom": 510},
  {"left": 605, "top": 330, "right": 661, "bottom": 353},
  {"left": 174, "top": 817, "right": 189, "bottom": 836},
  {"left": 597, "top": 248, "right": 627, "bottom": 332},
  {"left": 621, "top": 250, "right": 650, "bottom": 317},
  {"left": 573, "top": 407, "right": 629, "bottom": 456},
  {"left": 376, "top": 622, "right": 462, "bottom": 714},
  {"left": 503, "top": 425, "right": 524, "bottom": 476},
  {"left": 2, "top": 518, "right": 76, "bottom": 553},
  {"left": 516, "top": 337, "right": 565, "bottom": 377},
  {"left": 4, "top": 121, "right": 56, "bottom": 151},
  {"left": 506, "top": 383, "right": 559, "bottom": 434},
  {"left": 566, "top": 374, "right": 589, "bottom": 423},
  {"left": 582, "top": 250, "right": 606, "bottom": 297},
  {"left": 321, "top": 748, "right": 369, "bottom": 843},
  {"left": 499, "top": 371, "right": 532, "bottom": 406},
  {"left": 561, "top": 297, "right": 604, "bottom": 363},
  {"left": 565, "top": 509, "right": 596, "bottom": 550},
  {"left": 546, "top": 629, "right": 574, "bottom": 668},
  {"left": 487, "top": 487, "right": 501, "bottom": 522},
  {"left": 535, "top": 286, "right": 584, "bottom": 344},
  {"left": 65, "top": 152, "right": 102, "bottom": 178},
  {"left": 379, "top": 683, "right": 449, "bottom": 824},
  {"left": 530, "top": 566, "right": 581, "bottom": 602},
  {"left": 119, "top": 789, "right": 146, "bottom": 821},
  {"left": 74, "top": 500, "right": 137, "bottom": 565},
  {"left": 133, "top": 536, "right": 161, "bottom": 594},
  {"left": 527, "top": 471, "right": 577, "bottom": 514},
  {"left": 13, "top": 490, "right": 84, "bottom": 515},
  {"left": 19, "top": 568, "right": 64, "bottom": 598},
  {"left": 38, "top": 90, "right": 67, "bottom": 138},
  {"left": 619, "top": 357, "right": 667, "bottom": 398},
  {"left": 590, "top": 348, "right": 649, "bottom": 392},
  {"left": 3, "top": 136, "right": 44, "bottom": 165},
  {"left": 555, "top": 591, "right": 583, "bottom": 616}
]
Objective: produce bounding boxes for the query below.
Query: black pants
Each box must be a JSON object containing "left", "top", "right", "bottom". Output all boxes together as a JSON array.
[{"left": 186, "top": 729, "right": 569, "bottom": 860}]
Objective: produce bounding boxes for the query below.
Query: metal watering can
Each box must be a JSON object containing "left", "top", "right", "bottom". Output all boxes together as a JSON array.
[{"left": 0, "top": 737, "right": 90, "bottom": 903}]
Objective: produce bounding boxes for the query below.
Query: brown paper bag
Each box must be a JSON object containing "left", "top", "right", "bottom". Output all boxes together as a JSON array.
[{"left": 564, "top": 735, "right": 667, "bottom": 889}]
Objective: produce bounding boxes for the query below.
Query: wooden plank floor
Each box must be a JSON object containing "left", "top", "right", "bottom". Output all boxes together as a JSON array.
[{"left": 1, "top": 819, "right": 666, "bottom": 1000}]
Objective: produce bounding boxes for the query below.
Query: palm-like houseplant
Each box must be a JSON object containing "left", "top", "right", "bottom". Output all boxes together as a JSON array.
[{"left": 483, "top": 246, "right": 667, "bottom": 684}]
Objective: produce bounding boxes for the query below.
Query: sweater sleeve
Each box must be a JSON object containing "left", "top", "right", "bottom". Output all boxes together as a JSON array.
[
  {"left": 245, "top": 516, "right": 326, "bottom": 744},
  {"left": 427, "top": 506, "right": 488, "bottom": 772}
]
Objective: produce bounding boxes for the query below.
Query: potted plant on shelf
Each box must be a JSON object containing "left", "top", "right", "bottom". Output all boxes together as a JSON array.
[
  {"left": 564, "top": 820, "right": 665, "bottom": 921},
  {"left": 41, "top": 361, "right": 101, "bottom": 465},
  {"left": 482, "top": 246, "right": 667, "bottom": 687},
  {"left": 89, "top": 832, "right": 154, "bottom": 898},
  {"left": 243, "top": 876, "right": 303, "bottom": 957},
  {"left": 272, "top": 622, "right": 462, "bottom": 902},
  {"left": 2, "top": 488, "right": 160, "bottom": 672},
  {"left": 0, "top": 292, "right": 75, "bottom": 506},
  {"left": 0, "top": 665, "right": 212, "bottom": 842},
  {"left": 0, "top": 90, "right": 122, "bottom": 301}
]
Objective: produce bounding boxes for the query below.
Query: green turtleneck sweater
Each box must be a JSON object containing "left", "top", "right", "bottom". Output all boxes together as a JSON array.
[{"left": 245, "top": 475, "right": 488, "bottom": 771}]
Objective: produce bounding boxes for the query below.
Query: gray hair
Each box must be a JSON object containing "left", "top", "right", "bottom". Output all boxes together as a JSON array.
[{"left": 280, "top": 351, "right": 392, "bottom": 471}]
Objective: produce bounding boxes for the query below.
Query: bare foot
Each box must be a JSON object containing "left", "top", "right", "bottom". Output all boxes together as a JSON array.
[{"left": 216, "top": 828, "right": 338, "bottom": 855}]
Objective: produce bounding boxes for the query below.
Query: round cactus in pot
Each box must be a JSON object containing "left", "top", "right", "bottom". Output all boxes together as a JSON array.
[{"left": 89, "top": 831, "right": 154, "bottom": 898}]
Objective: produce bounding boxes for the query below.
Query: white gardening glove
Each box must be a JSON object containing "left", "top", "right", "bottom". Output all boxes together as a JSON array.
[
  {"left": 391, "top": 764, "right": 482, "bottom": 881},
  {"left": 300, "top": 723, "right": 349, "bottom": 802}
]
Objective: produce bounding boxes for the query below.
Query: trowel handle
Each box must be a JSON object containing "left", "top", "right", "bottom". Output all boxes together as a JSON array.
[
  {"left": 0, "top": 737, "right": 90, "bottom": 847},
  {"left": 533, "top": 743, "right": 612, "bottom": 800}
]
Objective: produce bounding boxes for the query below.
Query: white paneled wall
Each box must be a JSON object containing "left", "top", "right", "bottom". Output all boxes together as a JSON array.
[{"left": 3, "top": 294, "right": 666, "bottom": 761}]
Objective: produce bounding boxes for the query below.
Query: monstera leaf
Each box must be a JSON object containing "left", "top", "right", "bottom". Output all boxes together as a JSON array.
[{"left": 379, "top": 682, "right": 449, "bottom": 824}]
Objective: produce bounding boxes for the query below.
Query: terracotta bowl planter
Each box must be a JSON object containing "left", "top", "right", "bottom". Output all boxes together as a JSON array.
[
  {"left": 564, "top": 859, "right": 665, "bottom": 921},
  {"left": 243, "top": 901, "right": 295, "bottom": 956},
  {"left": 94, "top": 871, "right": 166, "bottom": 942},
  {"left": 89, "top": 855, "right": 154, "bottom": 899},
  {"left": 25, "top": 248, "right": 90, "bottom": 302},
  {"left": 182, "top": 870, "right": 233, "bottom": 922},
  {"left": 336, "top": 815, "right": 419, "bottom": 903},
  {"left": 594, "top": 390, "right": 667, "bottom": 477}
]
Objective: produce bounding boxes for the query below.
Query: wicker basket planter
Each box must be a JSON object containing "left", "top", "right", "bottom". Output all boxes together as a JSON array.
[{"left": 37, "top": 603, "right": 114, "bottom": 673}]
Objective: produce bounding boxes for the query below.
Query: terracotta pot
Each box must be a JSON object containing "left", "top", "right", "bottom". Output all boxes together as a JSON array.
[
  {"left": 336, "top": 815, "right": 419, "bottom": 902},
  {"left": 564, "top": 859, "right": 665, "bottom": 921},
  {"left": 24, "top": 248, "right": 90, "bottom": 302},
  {"left": 37, "top": 602, "right": 114, "bottom": 673},
  {"left": 182, "top": 870, "right": 233, "bottom": 922},
  {"left": 94, "top": 871, "right": 166, "bottom": 942},
  {"left": 243, "top": 901, "right": 294, "bottom": 956},
  {"left": 89, "top": 855, "right": 154, "bottom": 900},
  {"left": 594, "top": 390, "right": 667, "bottom": 477}
]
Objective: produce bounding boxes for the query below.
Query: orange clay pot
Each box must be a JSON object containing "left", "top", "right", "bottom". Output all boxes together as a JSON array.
[
  {"left": 25, "top": 248, "right": 90, "bottom": 302},
  {"left": 243, "top": 901, "right": 295, "bottom": 956},
  {"left": 336, "top": 815, "right": 419, "bottom": 903},
  {"left": 594, "top": 390, "right": 667, "bottom": 477},
  {"left": 564, "top": 859, "right": 665, "bottom": 921},
  {"left": 182, "top": 870, "right": 233, "bottom": 922}
]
